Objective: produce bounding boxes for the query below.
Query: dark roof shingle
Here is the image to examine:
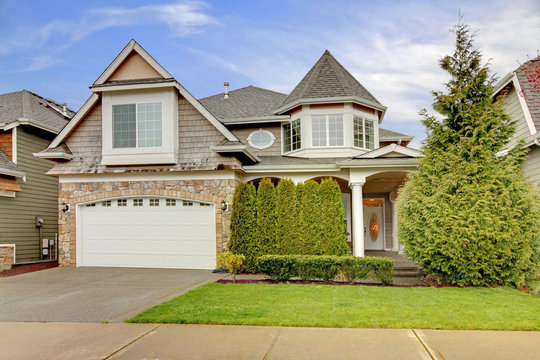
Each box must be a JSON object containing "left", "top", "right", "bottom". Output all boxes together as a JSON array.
[
  {"left": 0, "top": 149, "right": 24, "bottom": 176},
  {"left": 279, "top": 50, "right": 382, "bottom": 111},
  {"left": 199, "top": 86, "right": 287, "bottom": 121},
  {"left": 515, "top": 57, "right": 540, "bottom": 131},
  {"left": 0, "top": 90, "right": 73, "bottom": 133}
]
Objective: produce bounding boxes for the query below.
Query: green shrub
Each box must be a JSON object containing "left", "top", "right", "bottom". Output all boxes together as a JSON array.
[
  {"left": 217, "top": 252, "right": 245, "bottom": 283},
  {"left": 299, "top": 180, "right": 322, "bottom": 255},
  {"left": 228, "top": 182, "right": 258, "bottom": 272},
  {"left": 319, "top": 178, "right": 349, "bottom": 256},
  {"left": 257, "top": 255, "right": 297, "bottom": 281},
  {"left": 275, "top": 179, "right": 299, "bottom": 255},
  {"left": 365, "top": 257, "right": 394, "bottom": 285},
  {"left": 255, "top": 178, "right": 277, "bottom": 256},
  {"left": 296, "top": 255, "right": 341, "bottom": 281},
  {"left": 338, "top": 257, "right": 370, "bottom": 283}
]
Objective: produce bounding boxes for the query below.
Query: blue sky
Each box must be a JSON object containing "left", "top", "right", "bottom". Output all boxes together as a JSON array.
[{"left": 1, "top": 0, "right": 539, "bottom": 148}]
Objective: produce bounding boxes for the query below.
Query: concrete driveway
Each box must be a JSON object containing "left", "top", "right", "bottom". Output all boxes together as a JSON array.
[{"left": 0, "top": 267, "right": 224, "bottom": 322}]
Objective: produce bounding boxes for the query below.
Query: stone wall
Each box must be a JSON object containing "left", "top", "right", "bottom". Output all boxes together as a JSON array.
[
  {"left": 0, "top": 244, "right": 15, "bottom": 270},
  {"left": 58, "top": 178, "right": 238, "bottom": 267}
]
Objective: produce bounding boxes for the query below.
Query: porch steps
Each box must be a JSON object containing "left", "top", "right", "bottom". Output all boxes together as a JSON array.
[{"left": 393, "top": 265, "right": 423, "bottom": 278}]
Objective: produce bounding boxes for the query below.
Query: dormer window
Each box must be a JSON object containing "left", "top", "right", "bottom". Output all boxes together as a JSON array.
[
  {"left": 312, "top": 114, "right": 344, "bottom": 147},
  {"left": 113, "top": 102, "right": 162, "bottom": 148},
  {"left": 282, "top": 118, "right": 301, "bottom": 153},
  {"left": 353, "top": 115, "right": 375, "bottom": 149}
]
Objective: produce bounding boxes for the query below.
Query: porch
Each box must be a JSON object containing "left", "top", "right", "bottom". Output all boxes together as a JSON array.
[{"left": 365, "top": 250, "right": 423, "bottom": 285}]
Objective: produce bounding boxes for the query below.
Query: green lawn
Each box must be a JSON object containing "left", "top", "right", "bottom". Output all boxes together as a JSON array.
[{"left": 128, "top": 283, "right": 540, "bottom": 330}]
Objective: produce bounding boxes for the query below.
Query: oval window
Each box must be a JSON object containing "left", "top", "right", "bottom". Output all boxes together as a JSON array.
[
  {"left": 248, "top": 130, "right": 275, "bottom": 149},
  {"left": 369, "top": 213, "right": 379, "bottom": 241}
]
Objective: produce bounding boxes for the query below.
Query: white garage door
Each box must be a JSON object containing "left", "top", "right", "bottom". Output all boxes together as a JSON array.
[{"left": 78, "top": 197, "right": 216, "bottom": 269}]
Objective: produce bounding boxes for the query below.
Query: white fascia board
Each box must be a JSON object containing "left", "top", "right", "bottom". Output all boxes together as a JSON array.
[
  {"left": 493, "top": 72, "right": 514, "bottom": 95},
  {"left": 493, "top": 73, "right": 536, "bottom": 135},
  {"left": 221, "top": 115, "right": 291, "bottom": 125},
  {"left": 243, "top": 163, "right": 338, "bottom": 173},
  {"left": 274, "top": 96, "right": 387, "bottom": 121},
  {"left": 58, "top": 171, "right": 242, "bottom": 183},
  {"left": 0, "top": 167, "right": 25, "bottom": 178},
  {"left": 210, "top": 145, "right": 260, "bottom": 163},
  {"left": 93, "top": 40, "right": 172, "bottom": 86},
  {"left": 337, "top": 158, "right": 419, "bottom": 168},
  {"left": 174, "top": 83, "right": 238, "bottom": 142},
  {"left": 3, "top": 119, "right": 58, "bottom": 134},
  {"left": 49, "top": 93, "right": 100, "bottom": 149},
  {"left": 33, "top": 151, "right": 74, "bottom": 160},
  {"left": 0, "top": 190, "right": 16, "bottom": 198},
  {"left": 91, "top": 80, "right": 177, "bottom": 92},
  {"left": 379, "top": 136, "right": 414, "bottom": 142},
  {"left": 357, "top": 144, "right": 423, "bottom": 158}
]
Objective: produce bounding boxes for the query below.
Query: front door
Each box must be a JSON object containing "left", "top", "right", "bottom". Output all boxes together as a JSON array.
[{"left": 363, "top": 199, "right": 384, "bottom": 250}]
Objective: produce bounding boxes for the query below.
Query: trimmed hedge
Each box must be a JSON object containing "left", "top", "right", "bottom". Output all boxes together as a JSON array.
[{"left": 257, "top": 255, "right": 394, "bottom": 285}]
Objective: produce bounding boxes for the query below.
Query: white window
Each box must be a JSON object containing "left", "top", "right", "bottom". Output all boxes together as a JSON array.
[
  {"left": 117, "top": 199, "right": 127, "bottom": 207},
  {"left": 182, "top": 200, "right": 193, "bottom": 207},
  {"left": 353, "top": 116, "right": 375, "bottom": 150},
  {"left": 282, "top": 119, "right": 301, "bottom": 153},
  {"left": 149, "top": 198, "right": 160, "bottom": 207},
  {"left": 312, "top": 114, "right": 344, "bottom": 147},
  {"left": 102, "top": 200, "right": 111, "bottom": 207},
  {"left": 113, "top": 102, "right": 162, "bottom": 149},
  {"left": 200, "top": 203, "right": 212, "bottom": 207},
  {"left": 133, "top": 198, "right": 143, "bottom": 207},
  {"left": 247, "top": 129, "right": 275, "bottom": 149},
  {"left": 166, "top": 199, "right": 176, "bottom": 207}
]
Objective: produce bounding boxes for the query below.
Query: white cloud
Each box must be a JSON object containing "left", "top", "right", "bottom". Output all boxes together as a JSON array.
[
  {"left": 22, "top": 55, "right": 61, "bottom": 72},
  {"left": 0, "top": 1, "right": 218, "bottom": 55}
]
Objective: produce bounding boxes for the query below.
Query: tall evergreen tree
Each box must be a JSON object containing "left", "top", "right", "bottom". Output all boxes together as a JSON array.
[
  {"left": 255, "top": 178, "right": 277, "bottom": 255},
  {"left": 397, "top": 20, "right": 539, "bottom": 288},
  {"left": 228, "top": 182, "right": 258, "bottom": 272},
  {"left": 299, "top": 180, "right": 322, "bottom": 254},
  {"left": 274, "top": 179, "right": 299, "bottom": 255},
  {"left": 319, "top": 178, "right": 349, "bottom": 255}
]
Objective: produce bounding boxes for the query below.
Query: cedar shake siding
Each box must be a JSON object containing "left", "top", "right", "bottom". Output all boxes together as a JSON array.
[
  {"left": 229, "top": 123, "right": 282, "bottom": 156},
  {"left": 0, "top": 131, "right": 12, "bottom": 159},
  {"left": 0, "top": 127, "right": 58, "bottom": 262},
  {"left": 48, "top": 95, "right": 242, "bottom": 175}
]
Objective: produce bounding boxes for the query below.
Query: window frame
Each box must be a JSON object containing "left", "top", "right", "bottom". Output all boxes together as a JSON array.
[
  {"left": 247, "top": 129, "right": 275, "bottom": 149},
  {"left": 112, "top": 102, "right": 163, "bottom": 149},
  {"left": 311, "top": 114, "right": 344, "bottom": 148},
  {"left": 282, "top": 118, "right": 301, "bottom": 153},
  {"left": 353, "top": 115, "right": 375, "bottom": 150}
]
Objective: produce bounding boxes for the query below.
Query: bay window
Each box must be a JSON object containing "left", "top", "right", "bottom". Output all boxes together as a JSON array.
[
  {"left": 353, "top": 115, "right": 375, "bottom": 149},
  {"left": 311, "top": 114, "right": 344, "bottom": 147}
]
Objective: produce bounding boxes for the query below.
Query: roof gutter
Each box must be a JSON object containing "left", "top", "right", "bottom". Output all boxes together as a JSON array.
[
  {"left": 3, "top": 119, "right": 60, "bottom": 134},
  {"left": 221, "top": 115, "right": 291, "bottom": 125}
]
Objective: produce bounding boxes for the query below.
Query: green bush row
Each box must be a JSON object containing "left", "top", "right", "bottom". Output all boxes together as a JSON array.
[{"left": 256, "top": 255, "right": 394, "bottom": 285}]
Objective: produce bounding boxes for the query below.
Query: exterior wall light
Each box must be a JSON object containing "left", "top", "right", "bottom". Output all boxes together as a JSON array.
[
  {"left": 61, "top": 202, "right": 70, "bottom": 213},
  {"left": 221, "top": 200, "right": 228, "bottom": 211}
]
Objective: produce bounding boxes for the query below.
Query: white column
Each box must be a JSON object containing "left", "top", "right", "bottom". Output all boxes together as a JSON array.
[
  {"left": 390, "top": 198, "right": 399, "bottom": 252},
  {"left": 350, "top": 182, "right": 365, "bottom": 257}
]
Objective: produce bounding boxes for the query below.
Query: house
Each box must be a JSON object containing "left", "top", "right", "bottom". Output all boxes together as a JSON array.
[
  {"left": 0, "top": 90, "right": 72, "bottom": 268},
  {"left": 493, "top": 57, "right": 540, "bottom": 189},
  {"left": 36, "top": 40, "right": 422, "bottom": 270}
]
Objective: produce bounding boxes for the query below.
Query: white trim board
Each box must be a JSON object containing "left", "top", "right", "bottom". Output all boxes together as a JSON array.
[
  {"left": 493, "top": 73, "right": 536, "bottom": 135},
  {"left": 58, "top": 171, "right": 241, "bottom": 183}
]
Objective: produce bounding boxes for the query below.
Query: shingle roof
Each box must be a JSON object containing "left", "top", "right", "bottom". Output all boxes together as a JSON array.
[
  {"left": 279, "top": 50, "right": 382, "bottom": 111},
  {"left": 0, "top": 90, "right": 74, "bottom": 133},
  {"left": 199, "top": 86, "right": 287, "bottom": 121},
  {"left": 379, "top": 128, "right": 413, "bottom": 140},
  {"left": 0, "top": 149, "right": 24, "bottom": 177},
  {"left": 515, "top": 57, "right": 540, "bottom": 131}
]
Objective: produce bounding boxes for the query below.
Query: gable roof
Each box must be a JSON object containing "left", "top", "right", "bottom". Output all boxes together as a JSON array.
[
  {"left": 199, "top": 86, "right": 288, "bottom": 122},
  {"left": 276, "top": 50, "right": 385, "bottom": 114},
  {"left": 379, "top": 128, "right": 414, "bottom": 142},
  {"left": 494, "top": 57, "right": 539, "bottom": 135},
  {"left": 0, "top": 149, "right": 25, "bottom": 178},
  {"left": 47, "top": 40, "right": 238, "bottom": 150},
  {"left": 354, "top": 143, "right": 423, "bottom": 159},
  {"left": 0, "top": 90, "right": 73, "bottom": 134}
]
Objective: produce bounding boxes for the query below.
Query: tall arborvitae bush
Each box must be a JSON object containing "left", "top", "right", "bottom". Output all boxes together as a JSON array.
[
  {"left": 255, "top": 178, "right": 277, "bottom": 256},
  {"left": 299, "top": 180, "right": 322, "bottom": 254},
  {"left": 274, "top": 179, "right": 299, "bottom": 255},
  {"left": 397, "top": 20, "right": 540, "bottom": 288},
  {"left": 228, "top": 182, "right": 258, "bottom": 272},
  {"left": 319, "top": 178, "right": 349, "bottom": 255}
]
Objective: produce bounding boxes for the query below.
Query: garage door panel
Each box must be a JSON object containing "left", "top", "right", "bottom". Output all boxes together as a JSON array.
[{"left": 79, "top": 198, "right": 216, "bottom": 269}]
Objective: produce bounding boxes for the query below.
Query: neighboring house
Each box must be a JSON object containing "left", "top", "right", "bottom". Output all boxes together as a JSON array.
[
  {"left": 0, "top": 90, "right": 72, "bottom": 266},
  {"left": 494, "top": 57, "right": 540, "bottom": 189},
  {"left": 36, "top": 40, "right": 421, "bottom": 270}
]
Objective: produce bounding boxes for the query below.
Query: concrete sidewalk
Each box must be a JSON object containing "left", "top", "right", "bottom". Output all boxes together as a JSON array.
[{"left": 1, "top": 322, "right": 540, "bottom": 360}]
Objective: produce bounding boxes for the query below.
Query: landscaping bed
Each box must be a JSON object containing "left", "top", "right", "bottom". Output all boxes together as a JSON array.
[
  {"left": 0, "top": 261, "right": 58, "bottom": 278},
  {"left": 128, "top": 282, "right": 540, "bottom": 330}
]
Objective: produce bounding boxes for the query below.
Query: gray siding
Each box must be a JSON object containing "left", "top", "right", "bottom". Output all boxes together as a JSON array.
[
  {"left": 229, "top": 123, "right": 282, "bottom": 156},
  {"left": 504, "top": 86, "right": 533, "bottom": 148},
  {"left": 524, "top": 146, "right": 540, "bottom": 190},
  {"left": 0, "top": 127, "right": 59, "bottom": 262}
]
